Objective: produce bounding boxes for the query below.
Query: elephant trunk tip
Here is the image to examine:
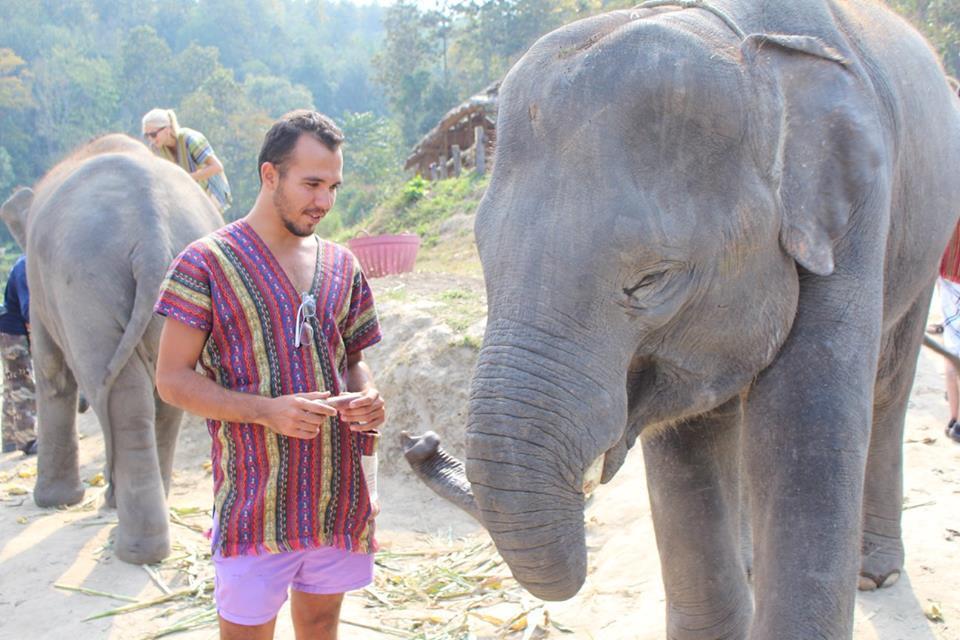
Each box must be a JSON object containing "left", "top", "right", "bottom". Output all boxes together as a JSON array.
[
  {"left": 401, "top": 430, "right": 441, "bottom": 464},
  {"left": 400, "top": 430, "right": 482, "bottom": 522}
]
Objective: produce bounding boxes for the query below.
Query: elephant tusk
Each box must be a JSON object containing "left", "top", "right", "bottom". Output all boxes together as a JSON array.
[{"left": 582, "top": 454, "right": 605, "bottom": 496}]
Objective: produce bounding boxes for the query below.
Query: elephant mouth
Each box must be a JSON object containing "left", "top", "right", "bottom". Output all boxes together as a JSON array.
[
  {"left": 402, "top": 431, "right": 611, "bottom": 523},
  {"left": 582, "top": 453, "right": 605, "bottom": 495}
]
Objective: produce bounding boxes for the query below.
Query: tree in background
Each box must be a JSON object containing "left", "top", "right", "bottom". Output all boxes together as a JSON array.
[
  {"left": 0, "top": 49, "right": 32, "bottom": 112},
  {"left": 0, "top": 48, "right": 33, "bottom": 197},
  {"left": 374, "top": 0, "right": 637, "bottom": 150},
  {"left": 0, "top": 0, "right": 957, "bottom": 245},
  {"left": 31, "top": 45, "right": 120, "bottom": 161},
  {"left": 315, "top": 111, "right": 405, "bottom": 237},
  {"left": 888, "top": 0, "right": 960, "bottom": 76},
  {"left": 373, "top": 1, "right": 458, "bottom": 148},
  {"left": 0, "top": 0, "right": 387, "bottom": 225}
]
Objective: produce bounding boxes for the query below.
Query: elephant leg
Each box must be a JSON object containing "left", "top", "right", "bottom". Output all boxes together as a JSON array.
[
  {"left": 642, "top": 398, "right": 752, "bottom": 640},
  {"left": 31, "top": 321, "right": 84, "bottom": 507},
  {"left": 743, "top": 283, "right": 879, "bottom": 639},
  {"left": 860, "top": 288, "right": 931, "bottom": 589},
  {"left": 154, "top": 394, "right": 183, "bottom": 497},
  {"left": 109, "top": 356, "right": 170, "bottom": 564}
]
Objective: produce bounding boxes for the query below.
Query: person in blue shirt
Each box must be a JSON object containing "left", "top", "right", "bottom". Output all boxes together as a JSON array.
[{"left": 0, "top": 255, "right": 36, "bottom": 455}]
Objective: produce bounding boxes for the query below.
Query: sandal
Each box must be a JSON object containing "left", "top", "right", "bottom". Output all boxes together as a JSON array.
[{"left": 949, "top": 420, "right": 960, "bottom": 443}]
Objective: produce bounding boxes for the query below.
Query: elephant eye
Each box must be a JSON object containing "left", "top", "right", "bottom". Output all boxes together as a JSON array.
[{"left": 623, "top": 270, "right": 667, "bottom": 298}]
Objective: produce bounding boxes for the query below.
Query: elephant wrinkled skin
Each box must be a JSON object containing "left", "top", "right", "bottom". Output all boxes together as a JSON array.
[
  {"left": 404, "top": 1, "right": 960, "bottom": 638},
  {"left": 0, "top": 135, "right": 223, "bottom": 564}
]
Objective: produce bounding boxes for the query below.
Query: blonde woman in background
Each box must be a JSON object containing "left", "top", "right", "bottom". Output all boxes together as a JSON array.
[{"left": 142, "top": 108, "right": 232, "bottom": 213}]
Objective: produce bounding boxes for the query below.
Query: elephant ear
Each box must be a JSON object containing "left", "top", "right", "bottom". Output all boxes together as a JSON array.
[
  {"left": 743, "top": 34, "right": 885, "bottom": 276},
  {"left": 0, "top": 187, "right": 33, "bottom": 251}
]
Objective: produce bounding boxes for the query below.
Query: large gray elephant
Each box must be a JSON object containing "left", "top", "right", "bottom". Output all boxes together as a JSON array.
[
  {"left": 404, "top": 1, "right": 960, "bottom": 638},
  {"left": 0, "top": 135, "right": 223, "bottom": 564}
]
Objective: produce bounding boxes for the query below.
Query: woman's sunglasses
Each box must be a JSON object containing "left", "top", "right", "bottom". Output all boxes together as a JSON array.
[{"left": 144, "top": 126, "right": 167, "bottom": 140}]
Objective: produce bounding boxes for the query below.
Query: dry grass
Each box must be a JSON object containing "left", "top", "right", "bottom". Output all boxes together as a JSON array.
[{"left": 45, "top": 508, "right": 572, "bottom": 639}]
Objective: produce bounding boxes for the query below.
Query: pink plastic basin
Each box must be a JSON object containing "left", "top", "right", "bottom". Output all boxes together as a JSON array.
[{"left": 347, "top": 234, "right": 421, "bottom": 278}]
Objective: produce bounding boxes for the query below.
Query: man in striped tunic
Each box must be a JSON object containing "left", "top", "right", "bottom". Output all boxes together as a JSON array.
[{"left": 155, "top": 110, "right": 386, "bottom": 639}]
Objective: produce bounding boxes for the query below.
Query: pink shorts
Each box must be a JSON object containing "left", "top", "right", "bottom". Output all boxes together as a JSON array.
[{"left": 213, "top": 546, "right": 374, "bottom": 626}]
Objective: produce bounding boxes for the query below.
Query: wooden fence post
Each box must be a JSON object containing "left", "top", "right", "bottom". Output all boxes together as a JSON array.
[
  {"left": 474, "top": 126, "right": 486, "bottom": 175},
  {"left": 452, "top": 144, "right": 462, "bottom": 177},
  {"left": 439, "top": 155, "right": 448, "bottom": 179}
]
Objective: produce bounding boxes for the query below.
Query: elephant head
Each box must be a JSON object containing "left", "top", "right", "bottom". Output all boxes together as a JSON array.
[
  {"left": 0, "top": 187, "right": 33, "bottom": 250},
  {"left": 405, "top": 9, "right": 885, "bottom": 600}
]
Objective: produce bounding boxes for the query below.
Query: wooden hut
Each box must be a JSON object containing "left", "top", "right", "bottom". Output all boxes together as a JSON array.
[{"left": 404, "top": 82, "right": 498, "bottom": 179}]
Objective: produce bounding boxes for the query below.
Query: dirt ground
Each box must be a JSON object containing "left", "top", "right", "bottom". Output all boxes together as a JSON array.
[{"left": 1, "top": 276, "right": 958, "bottom": 640}]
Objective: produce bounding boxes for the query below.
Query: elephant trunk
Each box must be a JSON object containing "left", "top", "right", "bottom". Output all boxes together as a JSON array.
[
  {"left": 405, "top": 328, "right": 625, "bottom": 601},
  {"left": 403, "top": 425, "right": 588, "bottom": 600},
  {"left": 401, "top": 431, "right": 481, "bottom": 521}
]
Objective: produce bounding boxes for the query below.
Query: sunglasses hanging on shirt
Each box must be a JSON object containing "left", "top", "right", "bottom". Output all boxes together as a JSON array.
[{"left": 295, "top": 292, "right": 317, "bottom": 348}]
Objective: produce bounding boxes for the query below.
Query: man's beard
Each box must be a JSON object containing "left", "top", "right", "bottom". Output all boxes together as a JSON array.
[{"left": 274, "top": 183, "right": 323, "bottom": 238}]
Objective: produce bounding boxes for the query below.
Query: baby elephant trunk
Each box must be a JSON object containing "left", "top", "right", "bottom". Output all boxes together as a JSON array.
[{"left": 401, "top": 431, "right": 481, "bottom": 521}]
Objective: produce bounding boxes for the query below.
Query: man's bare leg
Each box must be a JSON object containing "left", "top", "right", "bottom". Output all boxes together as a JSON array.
[
  {"left": 219, "top": 616, "right": 277, "bottom": 640},
  {"left": 291, "top": 591, "right": 344, "bottom": 640}
]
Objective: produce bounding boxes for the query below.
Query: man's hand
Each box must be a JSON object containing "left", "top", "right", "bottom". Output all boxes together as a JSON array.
[
  {"left": 259, "top": 392, "right": 338, "bottom": 439},
  {"left": 329, "top": 388, "right": 385, "bottom": 432}
]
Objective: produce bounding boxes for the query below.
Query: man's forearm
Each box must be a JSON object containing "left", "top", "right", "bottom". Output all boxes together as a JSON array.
[
  {"left": 346, "top": 359, "right": 376, "bottom": 393},
  {"left": 158, "top": 368, "right": 271, "bottom": 424}
]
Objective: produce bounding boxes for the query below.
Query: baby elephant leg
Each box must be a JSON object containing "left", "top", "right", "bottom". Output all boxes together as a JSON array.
[
  {"left": 109, "top": 355, "right": 170, "bottom": 564},
  {"left": 31, "top": 322, "right": 83, "bottom": 507}
]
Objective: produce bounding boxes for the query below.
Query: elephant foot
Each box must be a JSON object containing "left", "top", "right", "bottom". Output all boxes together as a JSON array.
[
  {"left": 114, "top": 525, "right": 171, "bottom": 565},
  {"left": 859, "top": 531, "right": 904, "bottom": 591},
  {"left": 33, "top": 480, "right": 85, "bottom": 508},
  {"left": 858, "top": 572, "right": 900, "bottom": 591}
]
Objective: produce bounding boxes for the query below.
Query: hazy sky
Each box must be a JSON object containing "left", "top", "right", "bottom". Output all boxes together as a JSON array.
[{"left": 363, "top": 0, "right": 450, "bottom": 9}]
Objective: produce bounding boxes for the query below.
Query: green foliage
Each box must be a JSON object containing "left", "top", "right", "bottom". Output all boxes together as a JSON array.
[
  {"left": 243, "top": 75, "right": 315, "bottom": 118},
  {"left": 450, "top": 333, "right": 482, "bottom": 350},
  {"left": 1, "top": 0, "right": 955, "bottom": 242},
  {"left": 434, "top": 287, "right": 484, "bottom": 334},
  {"left": 373, "top": 1, "right": 457, "bottom": 147},
  {"left": 888, "top": 1, "right": 960, "bottom": 76},
  {"left": 0, "top": 0, "right": 388, "bottom": 213},
  {"left": 449, "top": 0, "right": 604, "bottom": 87},
  {"left": 401, "top": 175, "right": 430, "bottom": 206},
  {"left": 0, "top": 148, "right": 14, "bottom": 195},
  {"left": 0, "top": 49, "right": 33, "bottom": 110},
  {"left": 353, "top": 174, "right": 487, "bottom": 247},
  {"left": 318, "top": 111, "right": 407, "bottom": 235},
  {"left": 31, "top": 45, "right": 120, "bottom": 160}
]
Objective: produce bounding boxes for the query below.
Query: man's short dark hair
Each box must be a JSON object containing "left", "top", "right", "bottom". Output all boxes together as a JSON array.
[{"left": 257, "top": 110, "right": 344, "bottom": 182}]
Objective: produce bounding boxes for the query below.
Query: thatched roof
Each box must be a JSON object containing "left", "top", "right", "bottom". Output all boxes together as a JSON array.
[{"left": 404, "top": 82, "right": 499, "bottom": 173}]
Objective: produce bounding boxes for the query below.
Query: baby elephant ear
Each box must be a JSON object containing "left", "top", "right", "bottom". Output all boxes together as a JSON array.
[
  {"left": 744, "top": 34, "right": 885, "bottom": 276},
  {"left": 0, "top": 187, "right": 34, "bottom": 251}
]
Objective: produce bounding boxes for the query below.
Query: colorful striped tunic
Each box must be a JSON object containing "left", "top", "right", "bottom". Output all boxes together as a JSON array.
[
  {"left": 159, "top": 127, "right": 232, "bottom": 213},
  {"left": 154, "top": 220, "right": 382, "bottom": 557}
]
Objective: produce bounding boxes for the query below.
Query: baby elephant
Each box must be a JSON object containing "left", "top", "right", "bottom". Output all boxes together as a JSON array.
[{"left": 0, "top": 134, "right": 223, "bottom": 563}]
